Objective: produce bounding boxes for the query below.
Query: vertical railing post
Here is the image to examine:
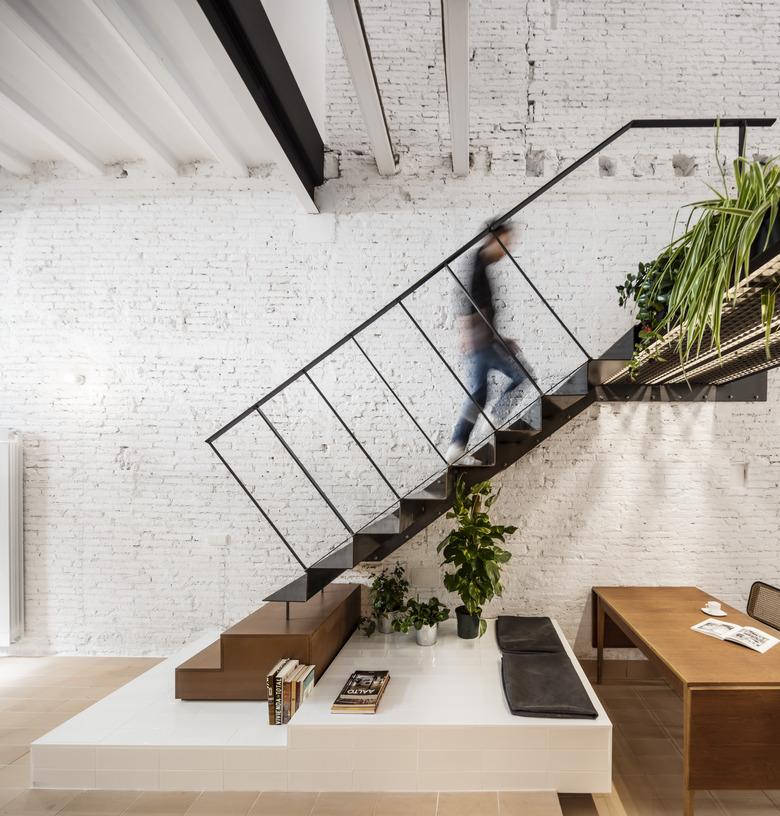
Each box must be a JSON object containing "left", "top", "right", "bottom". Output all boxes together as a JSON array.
[
  {"left": 256, "top": 408, "right": 355, "bottom": 536},
  {"left": 445, "top": 264, "right": 544, "bottom": 398},
  {"left": 303, "top": 372, "right": 401, "bottom": 500},
  {"left": 492, "top": 230, "right": 592, "bottom": 360},
  {"left": 207, "top": 441, "right": 307, "bottom": 571},
  {"left": 398, "top": 301, "right": 496, "bottom": 431},
  {"left": 738, "top": 119, "right": 747, "bottom": 158},
  {"left": 352, "top": 336, "right": 448, "bottom": 464}
]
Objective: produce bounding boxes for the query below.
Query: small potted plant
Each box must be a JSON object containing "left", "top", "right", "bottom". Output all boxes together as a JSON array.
[
  {"left": 361, "top": 563, "right": 409, "bottom": 635},
  {"left": 438, "top": 477, "right": 515, "bottom": 638},
  {"left": 392, "top": 597, "right": 450, "bottom": 646}
]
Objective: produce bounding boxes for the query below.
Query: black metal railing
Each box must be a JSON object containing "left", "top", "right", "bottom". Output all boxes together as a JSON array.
[{"left": 206, "top": 118, "right": 775, "bottom": 588}]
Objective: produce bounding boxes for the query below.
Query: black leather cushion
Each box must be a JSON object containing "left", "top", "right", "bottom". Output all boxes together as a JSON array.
[
  {"left": 501, "top": 651, "right": 598, "bottom": 719},
  {"left": 496, "top": 616, "right": 561, "bottom": 653}
]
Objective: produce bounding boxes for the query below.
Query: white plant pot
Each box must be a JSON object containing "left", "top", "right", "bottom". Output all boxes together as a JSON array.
[
  {"left": 377, "top": 614, "right": 393, "bottom": 634},
  {"left": 415, "top": 623, "right": 438, "bottom": 646}
]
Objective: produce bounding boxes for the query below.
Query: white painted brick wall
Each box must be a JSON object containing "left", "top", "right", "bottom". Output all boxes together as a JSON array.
[{"left": 1, "top": 1, "right": 779, "bottom": 655}]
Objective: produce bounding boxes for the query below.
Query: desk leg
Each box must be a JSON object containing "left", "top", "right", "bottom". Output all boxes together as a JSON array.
[
  {"left": 596, "top": 594, "right": 605, "bottom": 685},
  {"left": 683, "top": 686, "right": 694, "bottom": 816}
]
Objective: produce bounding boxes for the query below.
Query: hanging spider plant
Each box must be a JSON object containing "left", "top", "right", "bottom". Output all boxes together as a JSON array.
[{"left": 650, "top": 128, "right": 780, "bottom": 363}]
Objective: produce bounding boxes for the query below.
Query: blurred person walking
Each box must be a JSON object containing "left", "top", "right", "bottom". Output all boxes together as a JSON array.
[{"left": 446, "top": 223, "right": 533, "bottom": 464}]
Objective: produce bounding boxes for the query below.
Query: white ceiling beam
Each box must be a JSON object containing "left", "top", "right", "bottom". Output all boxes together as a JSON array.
[
  {"left": 441, "top": 0, "right": 470, "bottom": 176},
  {"left": 173, "top": 0, "right": 318, "bottom": 213},
  {"left": 0, "top": 140, "right": 32, "bottom": 176},
  {"left": 327, "top": 0, "right": 396, "bottom": 176},
  {"left": 0, "top": 0, "right": 178, "bottom": 176},
  {"left": 0, "top": 79, "right": 104, "bottom": 175},
  {"left": 87, "top": 0, "right": 248, "bottom": 177}
]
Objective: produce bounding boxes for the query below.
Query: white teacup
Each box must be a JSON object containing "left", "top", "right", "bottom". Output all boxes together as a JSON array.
[{"left": 704, "top": 601, "right": 722, "bottom": 614}]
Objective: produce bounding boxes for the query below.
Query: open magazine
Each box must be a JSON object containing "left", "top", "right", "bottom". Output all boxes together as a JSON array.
[{"left": 691, "top": 618, "right": 779, "bottom": 654}]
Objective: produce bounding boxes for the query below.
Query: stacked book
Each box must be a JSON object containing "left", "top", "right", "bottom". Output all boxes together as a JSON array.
[
  {"left": 266, "top": 659, "right": 315, "bottom": 725},
  {"left": 331, "top": 670, "right": 390, "bottom": 714}
]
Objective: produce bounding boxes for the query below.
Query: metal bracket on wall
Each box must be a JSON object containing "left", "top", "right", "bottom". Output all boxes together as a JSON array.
[{"left": 594, "top": 371, "right": 768, "bottom": 403}]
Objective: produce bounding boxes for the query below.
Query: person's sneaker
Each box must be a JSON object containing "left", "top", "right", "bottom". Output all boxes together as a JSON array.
[
  {"left": 445, "top": 443, "right": 465, "bottom": 464},
  {"left": 445, "top": 443, "right": 480, "bottom": 467}
]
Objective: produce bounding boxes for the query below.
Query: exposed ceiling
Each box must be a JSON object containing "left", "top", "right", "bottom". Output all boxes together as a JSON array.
[
  {"left": 0, "top": 0, "right": 468, "bottom": 206},
  {"left": 0, "top": 0, "right": 326, "bottom": 196}
]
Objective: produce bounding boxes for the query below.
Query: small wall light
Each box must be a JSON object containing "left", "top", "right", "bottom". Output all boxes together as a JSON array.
[{"left": 62, "top": 370, "right": 86, "bottom": 385}]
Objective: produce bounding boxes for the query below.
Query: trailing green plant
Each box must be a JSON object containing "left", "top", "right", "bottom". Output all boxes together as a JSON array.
[
  {"left": 648, "top": 127, "right": 780, "bottom": 364},
  {"left": 437, "top": 477, "right": 515, "bottom": 637},
  {"left": 392, "top": 597, "right": 450, "bottom": 633},
  {"left": 359, "top": 563, "right": 409, "bottom": 636},
  {"left": 617, "top": 248, "right": 683, "bottom": 376}
]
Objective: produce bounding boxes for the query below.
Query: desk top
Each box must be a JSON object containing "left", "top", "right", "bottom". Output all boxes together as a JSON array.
[{"left": 594, "top": 586, "right": 780, "bottom": 687}]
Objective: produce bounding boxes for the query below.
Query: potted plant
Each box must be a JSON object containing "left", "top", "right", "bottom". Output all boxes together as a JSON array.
[
  {"left": 437, "top": 477, "right": 515, "bottom": 638},
  {"left": 392, "top": 597, "right": 450, "bottom": 646},
  {"left": 620, "top": 127, "right": 780, "bottom": 372},
  {"left": 360, "top": 563, "right": 409, "bottom": 636}
]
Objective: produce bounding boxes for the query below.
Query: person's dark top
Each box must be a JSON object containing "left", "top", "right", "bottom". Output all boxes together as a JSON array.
[{"left": 463, "top": 248, "right": 494, "bottom": 319}]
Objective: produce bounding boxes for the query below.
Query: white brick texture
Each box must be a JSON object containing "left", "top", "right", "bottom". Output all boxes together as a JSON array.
[{"left": 1, "top": 0, "right": 780, "bottom": 655}]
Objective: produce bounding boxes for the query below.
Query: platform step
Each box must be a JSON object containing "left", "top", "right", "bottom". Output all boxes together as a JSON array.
[
  {"left": 176, "top": 584, "right": 361, "bottom": 701},
  {"left": 177, "top": 640, "right": 221, "bottom": 672}
]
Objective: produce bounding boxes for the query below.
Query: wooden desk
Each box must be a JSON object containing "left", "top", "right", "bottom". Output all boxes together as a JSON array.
[{"left": 593, "top": 586, "right": 780, "bottom": 816}]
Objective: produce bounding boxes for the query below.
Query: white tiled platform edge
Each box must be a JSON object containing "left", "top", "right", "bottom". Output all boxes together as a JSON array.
[{"left": 31, "top": 620, "right": 611, "bottom": 793}]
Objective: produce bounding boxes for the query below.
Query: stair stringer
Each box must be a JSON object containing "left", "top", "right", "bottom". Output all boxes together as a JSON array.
[{"left": 361, "top": 390, "right": 597, "bottom": 566}]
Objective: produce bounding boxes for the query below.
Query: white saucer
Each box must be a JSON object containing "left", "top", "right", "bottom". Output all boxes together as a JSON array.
[{"left": 701, "top": 607, "right": 727, "bottom": 617}]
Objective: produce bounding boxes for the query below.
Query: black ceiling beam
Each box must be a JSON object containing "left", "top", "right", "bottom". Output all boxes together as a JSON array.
[{"left": 197, "top": 0, "right": 324, "bottom": 197}]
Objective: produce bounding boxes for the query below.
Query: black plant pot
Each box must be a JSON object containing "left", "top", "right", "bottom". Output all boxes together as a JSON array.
[
  {"left": 455, "top": 605, "right": 480, "bottom": 639},
  {"left": 751, "top": 210, "right": 780, "bottom": 262}
]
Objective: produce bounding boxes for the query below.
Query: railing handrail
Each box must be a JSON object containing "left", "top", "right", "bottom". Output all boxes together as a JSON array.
[{"left": 207, "top": 117, "right": 776, "bottom": 444}]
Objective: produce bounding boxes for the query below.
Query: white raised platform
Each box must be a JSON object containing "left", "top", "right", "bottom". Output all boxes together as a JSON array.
[{"left": 32, "top": 620, "right": 611, "bottom": 793}]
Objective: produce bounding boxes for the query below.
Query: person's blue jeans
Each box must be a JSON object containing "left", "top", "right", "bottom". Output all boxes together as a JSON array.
[{"left": 451, "top": 343, "right": 528, "bottom": 448}]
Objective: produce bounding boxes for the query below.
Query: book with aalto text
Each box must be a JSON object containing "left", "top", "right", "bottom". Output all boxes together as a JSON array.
[
  {"left": 691, "top": 618, "right": 780, "bottom": 654},
  {"left": 331, "top": 670, "right": 390, "bottom": 714}
]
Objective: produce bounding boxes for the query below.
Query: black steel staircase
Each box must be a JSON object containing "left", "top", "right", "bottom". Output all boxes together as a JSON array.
[{"left": 207, "top": 117, "right": 778, "bottom": 604}]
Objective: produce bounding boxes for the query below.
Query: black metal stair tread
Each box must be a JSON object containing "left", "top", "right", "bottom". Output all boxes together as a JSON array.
[
  {"left": 501, "top": 397, "right": 542, "bottom": 431},
  {"left": 309, "top": 537, "right": 380, "bottom": 570},
  {"left": 359, "top": 510, "right": 401, "bottom": 535},
  {"left": 264, "top": 567, "right": 345, "bottom": 602},
  {"left": 551, "top": 363, "right": 589, "bottom": 395},
  {"left": 450, "top": 440, "right": 495, "bottom": 468},
  {"left": 541, "top": 393, "right": 587, "bottom": 418},
  {"left": 404, "top": 476, "right": 450, "bottom": 501},
  {"left": 495, "top": 427, "right": 542, "bottom": 443}
]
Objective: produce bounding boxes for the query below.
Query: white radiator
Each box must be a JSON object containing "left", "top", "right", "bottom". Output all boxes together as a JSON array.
[{"left": 0, "top": 430, "right": 23, "bottom": 646}]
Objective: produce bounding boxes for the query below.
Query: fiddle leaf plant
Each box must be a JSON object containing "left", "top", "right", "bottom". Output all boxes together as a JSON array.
[
  {"left": 437, "top": 477, "right": 515, "bottom": 637},
  {"left": 392, "top": 597, "right": 450, "bottom": 633},
  {"left": 359, "top": 563, "right": 409, "bottom": 637}
]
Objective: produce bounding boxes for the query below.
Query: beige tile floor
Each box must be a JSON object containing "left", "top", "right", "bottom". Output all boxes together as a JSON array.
[{"left": 0, "top": 656, "right": 778, "bottom": 815}]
